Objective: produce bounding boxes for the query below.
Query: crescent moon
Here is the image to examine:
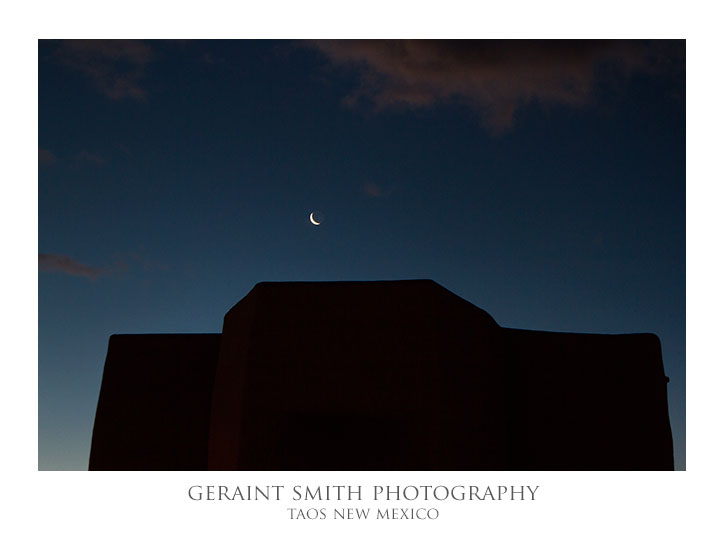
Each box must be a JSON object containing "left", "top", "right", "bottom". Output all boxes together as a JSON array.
[{"left": 309, "top": 212, "right": 321, "bottom": 225}]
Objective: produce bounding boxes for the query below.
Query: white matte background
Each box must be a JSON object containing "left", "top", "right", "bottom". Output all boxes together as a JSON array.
[{"left": 2, "top": 1, "right": 722, "bottom": 533}]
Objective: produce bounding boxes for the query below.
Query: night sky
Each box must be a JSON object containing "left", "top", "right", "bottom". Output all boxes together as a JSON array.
[{"left": 38, "top": 40, "right": 685, "bottom": 470}]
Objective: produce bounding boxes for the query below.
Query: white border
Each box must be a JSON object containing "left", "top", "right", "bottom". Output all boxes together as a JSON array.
[{"left": 5, "top": 1, "right": 720, "bottom": 533}]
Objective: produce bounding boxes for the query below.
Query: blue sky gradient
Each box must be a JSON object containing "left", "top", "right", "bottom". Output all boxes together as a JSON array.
[{"left": 38, "top": 40, "right": 685, "bottom": 470}]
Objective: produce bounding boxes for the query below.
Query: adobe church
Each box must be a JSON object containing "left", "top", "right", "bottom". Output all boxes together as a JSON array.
[{"left": 89, "top": 280, "right": 674, "bottom": 470}]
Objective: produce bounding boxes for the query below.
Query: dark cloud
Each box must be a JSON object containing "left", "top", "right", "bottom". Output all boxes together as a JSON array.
[
  {"left": 39, "top": 254, "right": 105, "bottom": 279},
  {"left": 362, "top": 180, "right": 395, "bottom": 198},
  {"left": 363, "top": 181, "right": 383, "bottom": 197},
  {"left": 310, "top": 40, "right": 678, "bottom": 131},
  {"left": 38, "top": 251, "right": 167, "bottom": 280},
  {"left": 38, "top": 148, "right": 56, "bottom": 165},
  {"left": 54, "top": 40, "right": 153, "bottom": 100}
]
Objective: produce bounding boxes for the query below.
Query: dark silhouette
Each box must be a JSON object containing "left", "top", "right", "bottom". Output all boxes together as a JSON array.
[
  {"left": 89, "top": 334, "right": 220, "bottom": 470},
  {"left": 89, "top": 280, "right": 674, "bottom": 470}
]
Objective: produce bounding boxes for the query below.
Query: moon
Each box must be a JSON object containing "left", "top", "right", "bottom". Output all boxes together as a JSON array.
[{"left": 309, "top": 212, "right": 321, "bottom": 226}]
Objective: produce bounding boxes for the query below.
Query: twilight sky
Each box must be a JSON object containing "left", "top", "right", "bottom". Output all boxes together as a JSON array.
[{"left": 38, "top": 39, "right": 685, "bottom": 470}]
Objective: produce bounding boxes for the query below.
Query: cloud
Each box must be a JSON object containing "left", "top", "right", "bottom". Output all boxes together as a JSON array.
[
  {"left": 309, "top": 40, "right": 678, "bottom": 131},
  {"left": 38, "top": 148, "right": 56, "bottom": 165},
  {"left": 39, "top": 251, "right": 168, "bottom": 281},
  {"left": 363, "top": 181, "right": 383, "bottom": 197},
  {"left": 362, "top": 180, "right": 395, "bottom": 198},
  {"left": 39, "top": 254, "right": 105, "bottom": 279},
  {"left": 54, "top": 40, "right": 153, "bottom": 100}
]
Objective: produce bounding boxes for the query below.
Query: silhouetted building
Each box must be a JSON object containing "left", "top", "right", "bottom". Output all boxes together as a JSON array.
[
  {"left": 89, "top": 334, "right": 220, "bottom": 470},
  {"left": 89, "top": 280, "right": 674, "bottom": 470}
]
